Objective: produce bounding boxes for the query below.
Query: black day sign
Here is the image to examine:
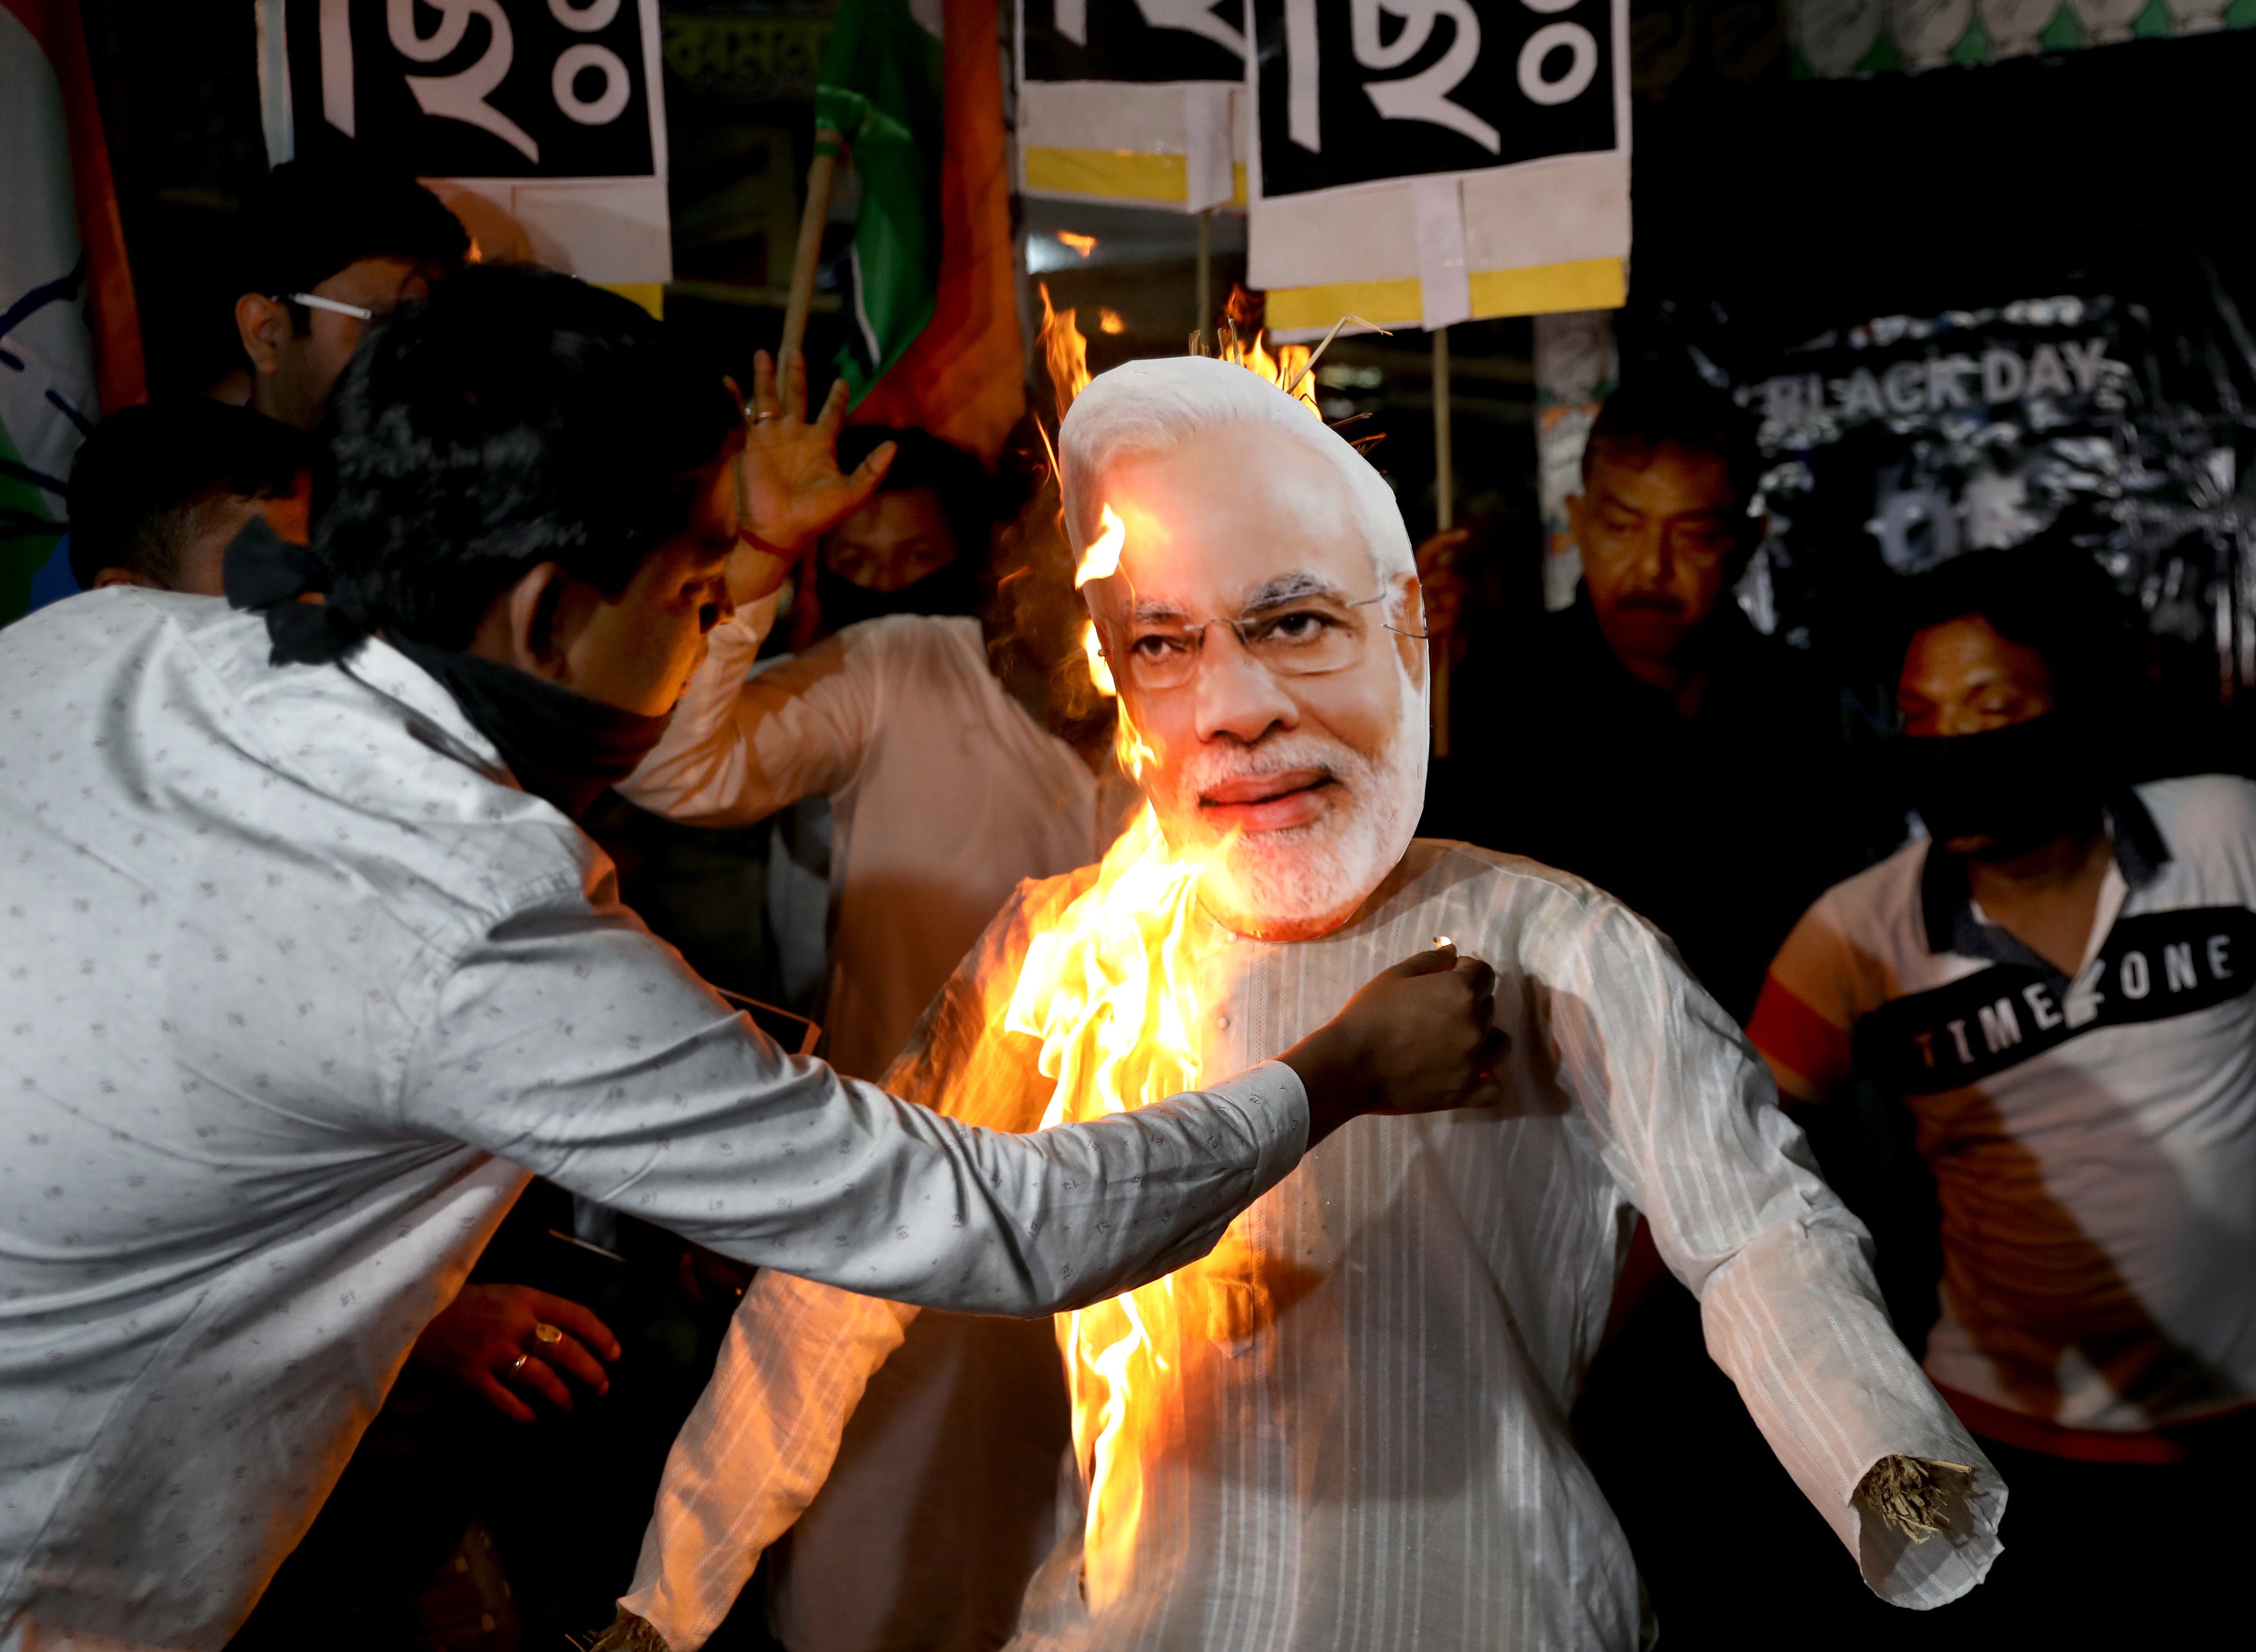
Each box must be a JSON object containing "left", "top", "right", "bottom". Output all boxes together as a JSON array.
[
  {"left": 1252, "top": 0, "right": 1615, "bottom": 198},
  {"left": 278, "top": 0, "right": 657, "bottom": 179},
  {"left": 1022, "top": 0, "right": 1245, "bottom": 83}
]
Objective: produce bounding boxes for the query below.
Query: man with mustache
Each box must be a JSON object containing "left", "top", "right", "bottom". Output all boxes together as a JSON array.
[
  {"left": 607, "top": 357, "right": 1999, "bottom": 1652},
  {"left": 1427, "top": 376, "right": 1890, "bottom": 1635},
  {"left": 1431, "top": 374, "right": 1869, "bottom": 1023}
]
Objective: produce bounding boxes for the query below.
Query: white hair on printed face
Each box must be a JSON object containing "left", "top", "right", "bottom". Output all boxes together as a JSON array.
[{"left": 1058, "top": 355, "right": 1414, "bottom": 589}]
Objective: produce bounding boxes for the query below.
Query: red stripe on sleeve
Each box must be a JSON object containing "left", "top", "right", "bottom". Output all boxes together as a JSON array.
[{"left": 1747, "top": 977, "right": 1854, "bottom": 1104}]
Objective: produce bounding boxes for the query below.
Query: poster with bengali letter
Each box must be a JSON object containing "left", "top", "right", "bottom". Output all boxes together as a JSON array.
[
  {"left": 1017, "top": 0, "right": 1248, "bottom": 211},
  {"left": 1243, "top": 0, "right": 1631, "bottom": 336},
  {"left": 256, "top": 0, "right": 670, "bottom": 287}
]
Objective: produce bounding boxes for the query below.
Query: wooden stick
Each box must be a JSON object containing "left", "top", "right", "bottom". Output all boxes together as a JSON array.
[
  {"left": 1431, "top": 325, "right": 1452, "bottom": 759},
  {"left": 1195, "top": 208, "right": 1213, "bottom": 353},
  {"left": 781, "top": 129, "right": 841, "bottom": 366}
]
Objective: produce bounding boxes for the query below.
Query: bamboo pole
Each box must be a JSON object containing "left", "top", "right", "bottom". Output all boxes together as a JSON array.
[
  {"left": 1195, "top": 208, "right": 1213, "bottom": 351},
  {"left": 1431, "top": 324, "right": 1452, "bottom": 758},
  {"left": 780, "top": 130, "right": 841, "bottom": 366}
]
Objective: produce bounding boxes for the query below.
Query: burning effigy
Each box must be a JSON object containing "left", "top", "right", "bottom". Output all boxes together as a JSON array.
[{"left": 604, "top": 342, "right": 2006, "bottom": 1652}]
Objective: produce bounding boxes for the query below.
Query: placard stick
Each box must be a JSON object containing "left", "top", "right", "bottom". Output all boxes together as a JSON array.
[
  {"left": 781, "top": 129, "right": 841, "bottom": 366},
  {"left": 1431, "top": 324, "right": 1453, "bottom": 758},
  {"left": 1195, "top": 209, "right": 1213, "bottom": 352}
]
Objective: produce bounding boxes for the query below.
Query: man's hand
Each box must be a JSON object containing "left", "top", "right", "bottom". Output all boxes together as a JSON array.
[
  {"left": 409, "top": 1282, "right": 621, "bottom": 1424},
  {"left": 732, "top": 349, "right": 895, "bottom": 583},
  {"left": 1279, "top": 946, "right": 1506, "bottom": 1145},
  {"left": 1415, "top": 526, "right": 1472, "bottom": 653}
]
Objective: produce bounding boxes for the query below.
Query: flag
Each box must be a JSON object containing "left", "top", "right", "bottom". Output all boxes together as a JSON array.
[
  {"left": 842, "top": 0, "right": 1025, "bottom": 463},
  {"left": 1016, "top": 0, "right": 1245, "bottom": 213},
  {"left": 819, "top": 0, "right": 946, "bottom": 406},
  {"left": 1244, "top": 0, "right": 1629, "bottom": 339},
  {"left": 1, "top": 0, "right": 143, "bottom": 625}
]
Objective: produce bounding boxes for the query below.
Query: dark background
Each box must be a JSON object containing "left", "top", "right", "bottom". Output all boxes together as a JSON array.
[{"left": 69, "top": 1, "right": 2256, "bottom": 751}]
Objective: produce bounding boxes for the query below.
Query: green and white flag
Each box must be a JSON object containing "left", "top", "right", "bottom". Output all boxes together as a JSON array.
[{"left": 818, "top": 0, "right": 944, "bottom": 403}]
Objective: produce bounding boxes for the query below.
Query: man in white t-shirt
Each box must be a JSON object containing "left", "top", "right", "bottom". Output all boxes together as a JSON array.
[{"left": 1752, "top": 542, "right": 2256, "bottom": 1642}]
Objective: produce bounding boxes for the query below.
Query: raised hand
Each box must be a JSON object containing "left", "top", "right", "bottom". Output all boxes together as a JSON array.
[
  {"left": 735, "top": 348, "right": 897, "bottom": 563},
  {"left": 1414, "top": 526, "right": 1473, "bottom": 651}
]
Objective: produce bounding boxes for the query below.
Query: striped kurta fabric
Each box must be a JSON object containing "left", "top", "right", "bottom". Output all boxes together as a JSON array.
[{"left": 624, "top": 842, "right": 2004, "bottom": 1651}]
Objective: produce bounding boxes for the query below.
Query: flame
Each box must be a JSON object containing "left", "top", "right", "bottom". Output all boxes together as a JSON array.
[
  {"left": 1219, "top": 328, "right": 1319, "bottom": 416},
  {"left": 1098, "top": 306, "right": 1126, "bottom": 335},
  {"left": 1005, "top": 805, "right": 1212, "bottom": 1609},
  {"left": 1058, "top": 230, "right": 1098, "bottom": 258},
  {"left": 1001, "top": 295, "right": 1351, "bottom": 1608},
  {"left": 1075, "top": 504, "right": 1125, "bottom": 588},
  {"left": 1039, "top": 283, "right": 1092, "bottom": 423},
  {"left": 1082, "top": 620, "right": 1115, "bottom": 697},
  {"left": 1215, "top": 283, "right": 1320, "bottom": 416}
]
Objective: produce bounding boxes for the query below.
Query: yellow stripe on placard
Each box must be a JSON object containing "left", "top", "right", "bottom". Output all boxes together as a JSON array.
[
  {"left": 1468, "top": 257, "right": 1626, "bottom": 317},
  {"left": 600, "top": 282, "right": 666, "bottom": 320},
  {"left": 1263, "top": 278, "right": 1424, "bottom": 333},
  {"left": 1265, "top": 257, "right": 1626, "bottom": 332},
  {"left": 1023, "top": 148, "right": 1248, "bottom": 208}
]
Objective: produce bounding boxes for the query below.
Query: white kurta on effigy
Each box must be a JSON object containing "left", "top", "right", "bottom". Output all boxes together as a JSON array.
[{"left": 620, "top": 353, "right": 2006, "bottom": 1651}]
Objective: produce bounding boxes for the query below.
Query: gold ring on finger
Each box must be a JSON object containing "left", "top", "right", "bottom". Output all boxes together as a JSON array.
[
  {"left": 533, "top": 1322, "right": 563, "bottom": 1345},
  {"left": 507, "top": 1352, "right": 529, "bottom": 1377}
]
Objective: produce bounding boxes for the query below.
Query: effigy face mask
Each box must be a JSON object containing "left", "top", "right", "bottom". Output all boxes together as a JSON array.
[{"left": 1076, "top": 414, "right": 1428, "bottom": 942}]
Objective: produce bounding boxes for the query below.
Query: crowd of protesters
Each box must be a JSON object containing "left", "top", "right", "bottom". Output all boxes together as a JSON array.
[{"left": 4, "top": 145, "right": 2252, "bottom": 1652}]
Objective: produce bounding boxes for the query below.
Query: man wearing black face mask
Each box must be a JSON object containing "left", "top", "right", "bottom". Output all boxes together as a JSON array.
[
  {"left": 793, "top": 426, "right": 994, "bottom": 644},
  {"left": 1750, "top": 542, "right": 2256, "bottom": 1642}
]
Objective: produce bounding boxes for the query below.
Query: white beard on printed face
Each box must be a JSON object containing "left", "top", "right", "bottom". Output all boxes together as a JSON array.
[{"left": 1145, "top": 668, "right": 1427, "bottom": 939}]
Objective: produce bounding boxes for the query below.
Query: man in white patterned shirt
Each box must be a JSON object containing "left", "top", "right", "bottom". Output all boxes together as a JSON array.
[
  {"left": 0, "top": 270, "right": 1499, "bottom": 1651},
  {"left": 612, "top": 357, "right": 2004, "bottom": 1652}
]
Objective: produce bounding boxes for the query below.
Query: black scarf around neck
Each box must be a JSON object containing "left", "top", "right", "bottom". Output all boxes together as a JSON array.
[{"left": 223, "top": 518, "right": 671, "bottom": 820}]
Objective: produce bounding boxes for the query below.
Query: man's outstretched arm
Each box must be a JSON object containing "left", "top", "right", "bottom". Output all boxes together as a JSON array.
[
  {"left": 1536, "top": 896, "right": 2004, "bottom": 1610},
  {"left": 594, "top": 888, "right": 1501, "bottom": 1650},
  {"left": 402, "top": 891, "right": 1498, "bottom": 1318}
]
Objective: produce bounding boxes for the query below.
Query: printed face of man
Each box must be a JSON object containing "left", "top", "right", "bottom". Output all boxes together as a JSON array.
[{"left": 1085, "top": 423, "right": 1426, "bottom": 941}]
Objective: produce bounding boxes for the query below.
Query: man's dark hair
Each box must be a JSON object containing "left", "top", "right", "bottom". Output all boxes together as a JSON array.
[
  {"left": 1582, "top": 372, "right": 1763, "bottom": 524},
  {"left": 67, "top": 400, "right": 304, "bottom": 588},
  {"left": 243, "top": 153, "right": 470, "bottom": 334},
  {"left": 1892, "top": 535, "right": 2141, "bottom": 719},
  {"left": 316, "top": 264, "right": 742, "bottom": 649},
  {"left": 835, "top": 425, "right": 1008, "bottom": 571}
]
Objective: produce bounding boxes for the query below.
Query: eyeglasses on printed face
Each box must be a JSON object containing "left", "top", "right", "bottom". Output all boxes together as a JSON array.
[{"left": 1107, "top": 589, "right": 1425, "bottom": 693}]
